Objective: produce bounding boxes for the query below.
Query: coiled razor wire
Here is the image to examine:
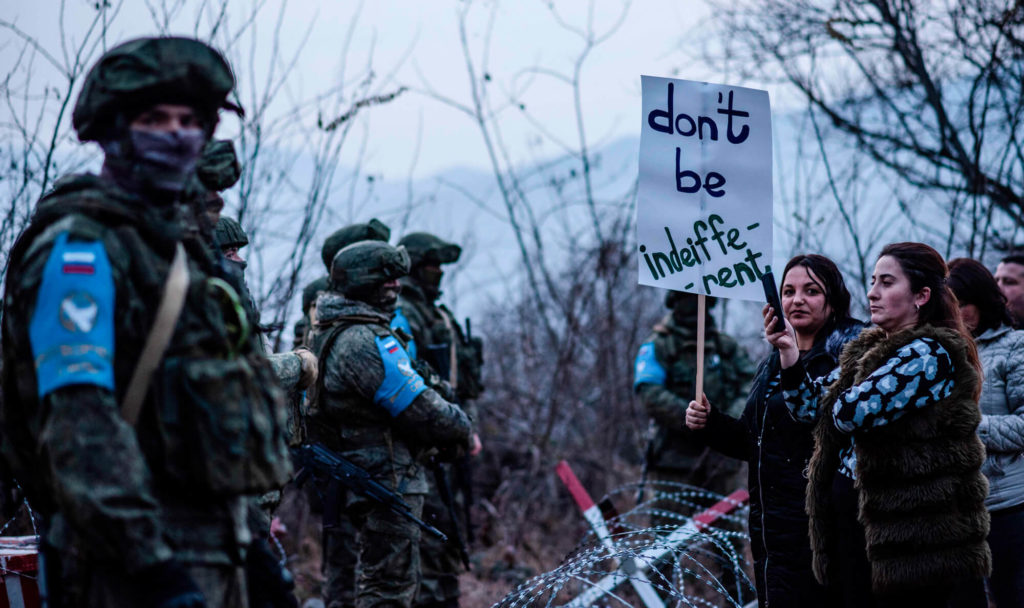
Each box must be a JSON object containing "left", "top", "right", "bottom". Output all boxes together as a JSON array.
[{"left": 494, "top": 481, "right": 754, "bottom": 608}]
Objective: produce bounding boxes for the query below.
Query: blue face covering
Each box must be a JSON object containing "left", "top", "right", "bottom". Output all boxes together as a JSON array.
[{"left": 101, "top": 128, "right": 207, "bottom": 194}]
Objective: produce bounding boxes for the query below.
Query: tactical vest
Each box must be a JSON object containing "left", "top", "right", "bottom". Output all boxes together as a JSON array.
[
  {"left": 306, "top": 317, "right": 411, "bottom": 452},
  {"left": 659, "top": 325, "right": 742, "bottom": 408},
  {"left": 1, "top": 175, "right": 292, "bottom": 502},
  {"left": 399, "top": 291, "right": 484, "bottom": 402},
  {"left": 807, "top": 325, "right": 990, "bottom": 593}
]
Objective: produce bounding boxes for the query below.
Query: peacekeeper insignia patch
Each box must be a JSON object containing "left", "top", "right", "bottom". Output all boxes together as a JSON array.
[
  {"left": 633, "top": 341, "right": 667, "bottom": 389},
  {"left": 373, "top": 335, "right": 427, "bottom": 416},
  {"left": 390, "top": 307, "right": 417, "bottom": 359},
  {"left": 28, "top": 232, "right": 115, "bottom": 398}
]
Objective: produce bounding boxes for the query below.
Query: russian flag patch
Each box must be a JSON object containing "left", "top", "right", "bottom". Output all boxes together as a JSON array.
[
  {"left": 383, "top": 338, "right": 400, "bottom": 354},
  {"left": 62, "top": 250, "right": 96, "bottom": 275}
]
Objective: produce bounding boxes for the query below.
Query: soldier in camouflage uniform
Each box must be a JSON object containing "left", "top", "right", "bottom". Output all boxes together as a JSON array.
[
  {"left": 296, "top": 276, "right": 329, "bottom": 348},
  {"left": 633, "top": 292, "right": 755, "bottom": 503},
  {"left": 193, "top": 139, "right": 240, "bottom": 235},
  {"left": 0, "top": 37, "right": 293, "bottom": 608},
  {"left": 212, "top": 215, "right": 317, "bottom": 396},
  {"left": 287, "top": 220, "right": 390, "bottom": 608},
  {"left": 391, "top": 233, "right": 484, "bottom": 608},
  {"left": 213, "top": 216, "right": 248, "bottom": 267},
  {"left": 306, "top": 240, "right": 471, "bottom": 608}
]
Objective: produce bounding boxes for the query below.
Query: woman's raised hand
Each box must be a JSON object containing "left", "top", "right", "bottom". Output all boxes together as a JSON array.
[{"left": 763, "top": 304, "right": 800, "bottom": 369}]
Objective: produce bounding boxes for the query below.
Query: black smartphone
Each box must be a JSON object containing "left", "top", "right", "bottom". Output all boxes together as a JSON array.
[{"left": 761, "top": 271, "right": 786, "bottom": 334}]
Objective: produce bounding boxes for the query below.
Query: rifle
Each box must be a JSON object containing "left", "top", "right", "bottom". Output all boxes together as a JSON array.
[
  {"left": 430, "top": 461, "right": 471, "bottom": 570},
  {"left": 291, "top": 443, "right": 447, "bottom": 541}
]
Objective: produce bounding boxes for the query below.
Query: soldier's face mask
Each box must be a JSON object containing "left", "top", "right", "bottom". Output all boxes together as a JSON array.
[
  {"left": 101, "top": 127, "right": 207, "bottom": 194},
  {"left": 223, "top": 247, "right": 247, "bottom": 270},
  {"left": 128, "top": 127, "right": 207, "bottom": 191}
]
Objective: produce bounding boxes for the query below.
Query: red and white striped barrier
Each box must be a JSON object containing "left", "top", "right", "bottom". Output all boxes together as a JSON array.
[{"left": 0, "top": 537, "right": 39, "bottom": 608}]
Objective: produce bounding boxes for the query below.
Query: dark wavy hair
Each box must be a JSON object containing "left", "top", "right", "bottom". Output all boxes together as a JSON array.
[
  {"left": 947, "top": 258, "right": 1013, "bottom": 336},
  {"left": 782, "top": 254, "right": 852, "bottom": 338},
  {"left": 878, "top": 243, "right": 981, "bottom": 378}
]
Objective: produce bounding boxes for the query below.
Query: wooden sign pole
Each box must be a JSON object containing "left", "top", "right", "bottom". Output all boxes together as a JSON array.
[{"left": 695, "top": 294, "right": 706, "bottom": 402}]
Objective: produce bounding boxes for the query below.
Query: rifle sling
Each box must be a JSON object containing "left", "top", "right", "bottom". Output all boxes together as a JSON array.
[{"left": 121, "top": 242, "right": 189, "bottom": 426}]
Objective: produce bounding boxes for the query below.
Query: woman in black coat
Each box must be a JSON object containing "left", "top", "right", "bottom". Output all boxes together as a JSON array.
[{"left": 686, "top": 254, "right": 864, "bottom": 608}]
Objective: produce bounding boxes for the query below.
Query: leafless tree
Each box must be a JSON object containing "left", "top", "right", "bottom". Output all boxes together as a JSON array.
[
  {"left": 0, "top": 1, "right": 126, "bottom": 275},
  {"left": 0, "top": 1, "right": 405, "bottom": 350},
  {"left": 707, "top": 0, "right": 1024, "bottom": 257},
  {"left": 413, "top": 0, "right": 670, "bottom": 575}
]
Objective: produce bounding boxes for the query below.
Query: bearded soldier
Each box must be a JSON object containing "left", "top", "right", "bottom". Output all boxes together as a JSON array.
[
  {"left": 307, "top": 240, "right": 471, "bottom": 608},
  {"left": 392, "top": 233, "right": 484, "bottom": 608},
  {"left": 634, "top": 293, "right": 755, "bottom": 502},
  {"left": 0, "top": 37, "right": 293, "bottom": 608}
]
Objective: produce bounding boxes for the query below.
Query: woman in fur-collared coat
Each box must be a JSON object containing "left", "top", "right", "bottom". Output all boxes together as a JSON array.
[{"left": 766, "top": 242, "right": 990, "bottom": 608}]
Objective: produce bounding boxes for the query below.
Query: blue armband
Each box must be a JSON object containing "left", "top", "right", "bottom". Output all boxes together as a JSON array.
[
  {"left": 633, "top": 341, "right": 667, "bottom": 389},
  {"left": 373, "top": 335, "right": 427, "bottom": 416},
  {"left": 28, "top": 232, "right": 115, "bottom": 398},
  {"left": 390, "top": 307, "right": 417, "bottom": 359}
]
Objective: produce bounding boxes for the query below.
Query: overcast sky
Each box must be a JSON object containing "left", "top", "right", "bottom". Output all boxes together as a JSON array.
[{"left": 4, "top": 0, "right": 731, "bottom": 179}]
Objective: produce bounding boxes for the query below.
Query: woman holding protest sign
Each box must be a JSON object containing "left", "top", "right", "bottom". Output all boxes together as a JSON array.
[
  {"left": 766, "top": 242, "right": 989, "bottom": 607},
  {"left": 948, "top": 258, "right": 1024, "bottom": 608},
  {"left": 685, "top": 254, "right": 863, "bottom": 608}
]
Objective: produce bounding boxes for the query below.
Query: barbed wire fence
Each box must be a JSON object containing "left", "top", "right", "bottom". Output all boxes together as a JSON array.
[{"left": 494, "top": 480, "right": 755, "bottom": 608}]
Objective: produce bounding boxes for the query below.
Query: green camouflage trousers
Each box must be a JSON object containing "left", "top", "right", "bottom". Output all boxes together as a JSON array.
[
  {"left": 413, "top": 485, "right": 462, "bottom": 608},
  {"left": 323, "top": 511, "right": 359, "bottom": 608},
  {"left": 343, "top": 492, "right": 425, "bottom": 608}
]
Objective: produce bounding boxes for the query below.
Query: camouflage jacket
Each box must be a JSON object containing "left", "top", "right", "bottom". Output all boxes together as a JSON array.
[
  {"left": 633, "top": 312, "right": 756, "bottom": 471},
  {"left": 0, "top": 174, "right": 291, "bottom": 570},
  {"left": 393, "top": 279, "right": 483, "bottom": 426},
  {"left": 306, "top": 292, "right": 471, "bottom": 494}
]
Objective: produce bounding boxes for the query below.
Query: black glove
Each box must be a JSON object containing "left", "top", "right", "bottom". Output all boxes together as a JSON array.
[
  {"left": 135, "top": 561, "right": 206, "bottom": 608},
  {"left": 246, "top": 539, "right": 298, "bottom": 608}
]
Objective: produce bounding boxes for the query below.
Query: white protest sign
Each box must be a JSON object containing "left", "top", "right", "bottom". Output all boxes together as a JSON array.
[{"left": 637, "top": 76, "right": 772, "bottom": 301}]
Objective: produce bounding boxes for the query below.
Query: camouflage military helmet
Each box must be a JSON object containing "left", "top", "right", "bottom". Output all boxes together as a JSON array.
[
  {"left": 330, "top": 241, "right": 410, "bottom": 294},
  {"left": 398, "top": 232, "right": 461, "bottom": 267},
  {"left": 215, "top": 216, "right": 248, "bottom": 249},
  {"left": 302, "top": 276, "right": 330, "bottom": 314},
  {"left": 321, "top": 219, "right": 391, "bottom": 271},
  {"left": 197, "top": 140, "right": 242, "bottom": 192},
  {"left": 73, "top": 37, "right": 237, "bottom": 141}
]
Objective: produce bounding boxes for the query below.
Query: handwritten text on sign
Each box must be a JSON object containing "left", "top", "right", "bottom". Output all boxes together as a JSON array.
[{"left": 637, "top": 76, "right": 772, "bottom": 301}]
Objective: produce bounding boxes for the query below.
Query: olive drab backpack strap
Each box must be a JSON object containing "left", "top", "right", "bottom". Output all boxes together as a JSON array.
[
  {"left": 121, "top": 242, "right": 189, "bottom": 426},
  {"left": 309, "top": 323, "right": 349, "bottom": 416},
  {"left": 436, "top": 307, "right": 459, "bottom": 389},
  {"left": 308, "top": 315, "right": 378, "bottom": 413}
]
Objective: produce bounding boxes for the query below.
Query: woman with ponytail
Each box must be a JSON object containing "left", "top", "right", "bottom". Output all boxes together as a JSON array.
[{"left": 766, "top": 243, "right": 989, "bottom": 607}]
